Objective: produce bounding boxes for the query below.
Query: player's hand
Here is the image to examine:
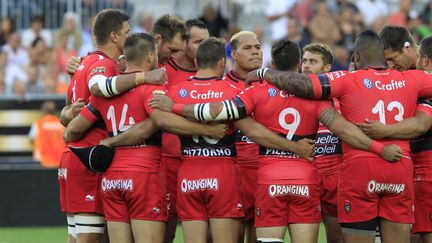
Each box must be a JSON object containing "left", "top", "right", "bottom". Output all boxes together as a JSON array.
[
  {"left": 245, "top": 70, "right": 261, "bottom": 87},
  {"left": 295, "top": 138, "right": 315, "bottom": 161},
  {"left": 71, "top": 98, "right": 85, "bottom": 117},
  {"left": 381, "top": 144, "right": 403, "bottom": 162},
  {"left": 99, "top": 137, "right": 113, "bottom": 147},
  {"left": 66, "top": 56, "right": 82, "bottom": 76},
  {"left": 357, "top": 119, "right": 389, "bottom": 139},
  {"left": 143, "top": 68, "right": 168, "bottom": 86},
  {"left": 149, "top": 95, "right": 174, "bottom": 112},
  {"left": 204, "top": 124, "right": 229, "bottom": 139}
]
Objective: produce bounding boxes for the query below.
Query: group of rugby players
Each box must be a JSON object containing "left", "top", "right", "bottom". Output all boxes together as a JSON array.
[{"left": 56, "top": 7, "right": 432, "bottom": 243}]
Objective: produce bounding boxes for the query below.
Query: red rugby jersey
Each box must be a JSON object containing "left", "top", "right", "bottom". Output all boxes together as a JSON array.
[
  {"left": 67, "top": 51, "right": 115, "bottom": 148},
  {"left": 310, "top": 69, "right": 432, "bottom": 160},
  {"left": 237, "top": 82, "right": 331, "bottom": 184},
  {"left": 161, "top": 60, "right": 197, "bottom": 159},
  {"left": 168, "top": 76, "right": 240, "bottom": 162},
  {"left": 225, "top": 70, "right": 259, "bottom": 169},
  {"left": 80, "top": 74, "right": 164, "bottom": 173}
]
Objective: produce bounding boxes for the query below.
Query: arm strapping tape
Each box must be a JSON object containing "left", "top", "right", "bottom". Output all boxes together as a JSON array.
[
  {"left": 193, "top": 98, "right": 247, "bottom": 121},
  {"left": 88, "top": 75, "right": 119, "bottom": 97}
]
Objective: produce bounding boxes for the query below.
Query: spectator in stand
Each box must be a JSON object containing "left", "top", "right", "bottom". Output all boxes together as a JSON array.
[
  {"left": 337, "top": 6, "right": 362, "bottom": 53},
  {"left": 254, "top": 26, "right": 272, "bottom": 68},
  {"left": 0, "top": 17, "right": 15, "bottom": 47},
  {"left": 29, "top": 37, "right": 50, "bottom": 82},
  {"left": 356, "top": 0, "right": 389, "bottom": 27},
  {"left": 29, "top": 101, "right": 64, "bottom": 168},
  {"left": 331, "top": 45, "right": 350, "bottom": 71},
  {"left": 21, "top": 15, "right": 53, "bottom": 49},
  {"left": 285, "top": 18, "right": 309, "bottom": 50},
  {"left": 308, "top": 1, "right": 341, "bottom": 49},
  {"left": 55, "top": 12, "right": 82, "bottom": 55},
  {"left": 265, "top": 0, "right": 297, "bottom": 41},
  {"left": 132, "top": 10, "right": 153, "bottom": 34},
  {"left": 78, "top": 16, "right": 96, "bottom": 57},
  {"left": 3, "top": 32, "right": 29, "bottom": 94},
  {"left": 292, "top": 0, "right": 314, "bottom": 28},
  {"left": 199, "top": 2, "right": 228, "bottom": 37},
  {"left": 26, "top": 66, "right": 45, "bottom": 94}
]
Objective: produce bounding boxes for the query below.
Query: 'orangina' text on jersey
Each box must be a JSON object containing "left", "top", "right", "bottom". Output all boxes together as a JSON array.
[
  {"left": 310, "top": 69, "right": 432, "bottom": 159},
  {"left": 236, "top": 82, "right": 331, "bottom": 185},
  {"left": 67, "top": 51, "right": 115, "bottom": 148},
  {"left": 80, "top": 72, "right": 164, "bottom": 173},
  {"left": 168, "top": 76, "right": 240, "bottom": 161}
]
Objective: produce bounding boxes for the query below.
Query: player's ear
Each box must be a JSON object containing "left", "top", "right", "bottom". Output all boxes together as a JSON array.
[
  {"left": 231, "top": 50, "right": 237, "bottom": 61},
  {"left": 423, "top": 55, "right": 431, "bottom": 68},
  {"left": 110, "top": 31, "right": 118, "bottom": 43},
  {"left": 154, "top": 34, "right": 163, "bottom": 46},
  {"left": 324, "top": 64, "right": 332, "bottom": 73}
]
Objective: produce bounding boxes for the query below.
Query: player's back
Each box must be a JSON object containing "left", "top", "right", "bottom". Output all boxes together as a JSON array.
[
  {"left": 88, "top": 81, "right": 164, "bottom": 172},
  {"left": 239, "top": 82, "right": 330, "bottom": 184},
  {"left": 165, "top": 60, "right": 196, "bottom": 89},
  {"left": 168, "top": 77, "right": 239, "bottom": 161}
]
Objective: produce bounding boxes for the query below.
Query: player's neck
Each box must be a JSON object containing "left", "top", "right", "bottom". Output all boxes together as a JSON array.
[
  {"left": 358, "top": 62, "right": 386, "bottom": 70},
  {"left": 195, "top": 68, "right": 221, "bottom": 79},
  {"left": 124, "top": 65, "right": 150, "bottom": 73},
  {"left": 174, "top": 54, "right": 196, "bottom": 70},
  {"left": 96, "top": 45, "right": 121, "bottom": 62},
  {"left": 232, "top": 65, "right": 250, "bottom": 79}
]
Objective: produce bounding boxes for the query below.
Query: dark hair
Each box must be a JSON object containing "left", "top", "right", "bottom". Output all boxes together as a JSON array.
[
  {"left": 420, "top": 36, "right": 432, "bottom": 60},
  {"left": 151, "top": 14, "right": 188, "bottom": 42},
  {"left": 271, "top": 39, "right": 300, "bottom": 71},
  {"left": 378, "top": 25, "right": 415, "bottom": 52},
  {"left": 93, "top": 9, "right": 130, "bottom": 45},
  {"left": 196, "top": 37, "right": 226, "bottom": 69},
  {"left": 185, "top": 19, "right": 207, "bottom": 30},
  {"left": 355, "top": 30, "right": 384, "bottom": 51},
  {"left": 303, "top": 43, "right": 334, "bottom": 65},
  {"left": 31, "top": 15, "right": 44, "bottom": 24},
  {"left": 124, "top": 33, "right": 156, "bottom": 65}
]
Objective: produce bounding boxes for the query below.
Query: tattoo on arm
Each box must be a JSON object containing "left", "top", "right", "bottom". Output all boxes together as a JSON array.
[
  {"left": 319, "top": 107, "right": 338, "bottom": 127},
  {"left": 267, "top": 70, "right": 315, "bottom": 99}
]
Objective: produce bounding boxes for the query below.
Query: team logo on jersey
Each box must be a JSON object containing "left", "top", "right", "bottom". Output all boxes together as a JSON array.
[
  {"left": 363, "top": 78, "right": 373, "bottom": 89},
  {"left": 152, "top": 90, "right": 166, "bottom": 96},
  {"left": 344, "top": 200, "right": 351, "bottom": 213},
  {"left": 256, "top": 207, "right": 261, "bottom": 217},
  {"left": 268, "top": 88, "right": 277, "bottom": 97},
  {"left": 90, "top": 66, "right": 106, "bottom": 76},
  {"left": 179, "top": 88, "right": 188, "bottom": 98}
]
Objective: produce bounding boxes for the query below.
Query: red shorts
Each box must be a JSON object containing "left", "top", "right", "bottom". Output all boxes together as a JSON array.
[
  {"left": 413, "top": 181, "right": 432, "bottom": 233},
  {"left": 177, "top": 159, "right": 244, "bottom": 221},
  {"left": 319, "top": 172, "right": 338, "bottom": 217},
  {"left": 239, "top": 165, "right": 257, "bottom": 223},
  {"left": 101, "top": 171, "right": 167, "bottom": 223},
  {"left": 255, "top": 184, "right": 321, "bottom": 227},
  {"left": 338, "top": 157, "right": 414, "bottom": 224},
  {"left": 59, "top": 151, "right": 104, "bottom": 214},
  {"left": 161, "top": 156, "right": 182, "bottom": 221}
]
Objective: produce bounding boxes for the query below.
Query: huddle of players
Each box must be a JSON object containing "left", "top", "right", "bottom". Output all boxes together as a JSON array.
[{"left": 57, "top": 8, "right": 432, "bottom": 243}]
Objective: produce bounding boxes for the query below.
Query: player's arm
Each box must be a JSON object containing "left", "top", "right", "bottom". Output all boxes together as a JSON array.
[
  {"left": 149, "top": 110, "right": 228, "bottom": 138},
  {"left": 320, "top": 107, "right": 403, "bottom": 162},
  {"left": 357, "top": 111, "right": 432, "bottom": 139},
  {"left": 149, "top": 95, "right": 247, "bottom": 121},
  {"left": 234, "top": 117, "right": 315, "bottom": 161},
  {"left": 88, "top": 68, "right": 167, "bottom": 97},
  {"left": 63, "top": 115, "right": 95, "bottom": 143},
  {"left": 59, "top": 96, "right": 85, "bottom": 127}
]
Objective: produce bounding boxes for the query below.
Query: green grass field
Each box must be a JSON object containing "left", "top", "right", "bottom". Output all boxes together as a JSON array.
[{"left": 0, "top": 224, "right": 327, "bottom": 243}]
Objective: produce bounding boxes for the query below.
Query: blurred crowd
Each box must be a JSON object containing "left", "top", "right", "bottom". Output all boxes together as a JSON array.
[{"left": 1, "top": 0, "right": 432, "bottom": 96}]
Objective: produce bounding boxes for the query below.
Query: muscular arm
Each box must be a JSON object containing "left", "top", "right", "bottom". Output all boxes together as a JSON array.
[
  {"left": 60, "top": 97, "right": 85, "bottom": 127},
  {"left": 63, "top": 115, "right": 95, "bottom": 143},
  {"left": 263, "top": 69, "right": 316, "bottom": 99},
  {"left": 357, "top": 111, "right": 432, "bottom": 139},
  {"left": 234, "top": 117, "right": 314, "bottom": 160}
]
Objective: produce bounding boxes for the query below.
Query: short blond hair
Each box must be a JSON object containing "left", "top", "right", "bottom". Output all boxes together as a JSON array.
[{"left": 230, "top": 31, "right": 257, "bottom": 50}]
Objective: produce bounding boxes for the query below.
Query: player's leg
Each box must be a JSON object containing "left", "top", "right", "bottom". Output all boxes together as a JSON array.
[
  {"left": 164, "top": 220, "right": 177, "bottom": 243},
  {"left": 182, "top": 220, "right": 209, "bottom": 243},
  {"left": 341, "top": 218, "right": 378, "bottom": 243},
  {"left": 241, "top": 166, "right": 258, "bottom": 243},
  {"left": 131, "top": 219, "right": 165, "bottom": 243},
  {"left": 209, "top": 218, "right": 242, "bottom": 243},
  {"left": 322, "top": 213, "right": 343, "bottom": 243},
  {"left": 421, "top": 233, "right": 432, "bottom": 243},
  {"left": 256, "top": 226, "right": 286, "bottom": 243},
  {"left": 66, "top": 213, "right": 76, "bottom": 243},
  {"left": 288, "top": 223, "right": 319, "bottom": 243},
  {"left": 380, "top": 218, "right": 410, "bottom": 243},
  {"left": 237, "top": 221, "right": 246, "bottom": 243},
  {"left": 245, "top": 221, "right": 257, "bottom": 243},
  {"left": 74, "top": 213, "right": 105, "bottom": 243},
  {"left": 413, "top": 181, "right": 432, "bottom": 243},
  {"left": 106, "top": 221, "right": 133, "bottom": 243}
]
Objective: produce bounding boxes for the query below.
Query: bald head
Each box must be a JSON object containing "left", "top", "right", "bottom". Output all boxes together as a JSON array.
[{"left": 353, "top": 30, "right": 386, "bottom": 68}]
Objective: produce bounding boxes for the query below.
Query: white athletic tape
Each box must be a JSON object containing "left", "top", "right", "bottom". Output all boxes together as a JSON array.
[
  {"left": 257, "top": 238, "right": 284, "bottom": 242},
  {"left": 75, "top": 215, "right": 105, "bottom": 234},
  {"left": 67, "top": 215, "right": 76, "bottom": 238}
]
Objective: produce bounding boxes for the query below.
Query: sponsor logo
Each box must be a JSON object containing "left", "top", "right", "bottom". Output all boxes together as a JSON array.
[
  {"left": 268, "top": 88, "right": 277, "bottom": 97},
  {"left": 58, "top": 168, "right": 67, "bottom": 180},
  {"left": 181, "top": 178, "right": 219, "bottom": 193},
  {"left": 268, "top": 184, "right": 310, "bottom": 197},
  {"left": 264, "top": 148, "right": 298, "bottom": 158},
  {"left": 90, "top": 66, "right": 106, "bottom": 76},
  {"left": 179, "top": 88, "right": 188, "bottom": 98},
  {"left": 344, "top": 200, "right": 350, "bottom": 213},
  {"left": 363, "top": 78, "right": 373, "bottom": 89},
  {"left": 315, "top": 133, "right": 341, "bottom": 155},
  {"left": 367, "top": 180, "right": 405, "bottom": 194},
  {"left": 101, "top": 178, "right": 134, "bottom": 192},
  {"left": 152, "top": 207, "right": 161, "bottom": 213},
  {"left": 183, "top": 148, "right": 232, "bottom": 157},
  {"left": 152, "top": 90, "right": 166, "bottom": 96},
  {"left": 375, "top": 80, "right": 406, "bottom": 91},
  {"left": 190, "top": 90, "right": 224, "bottom": 99},
  {"left": 85, "top": 194, "right": 95, "bottom": 201},
  {"left": 240, "top": 135, "right": 254, "bottom": 144}
]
